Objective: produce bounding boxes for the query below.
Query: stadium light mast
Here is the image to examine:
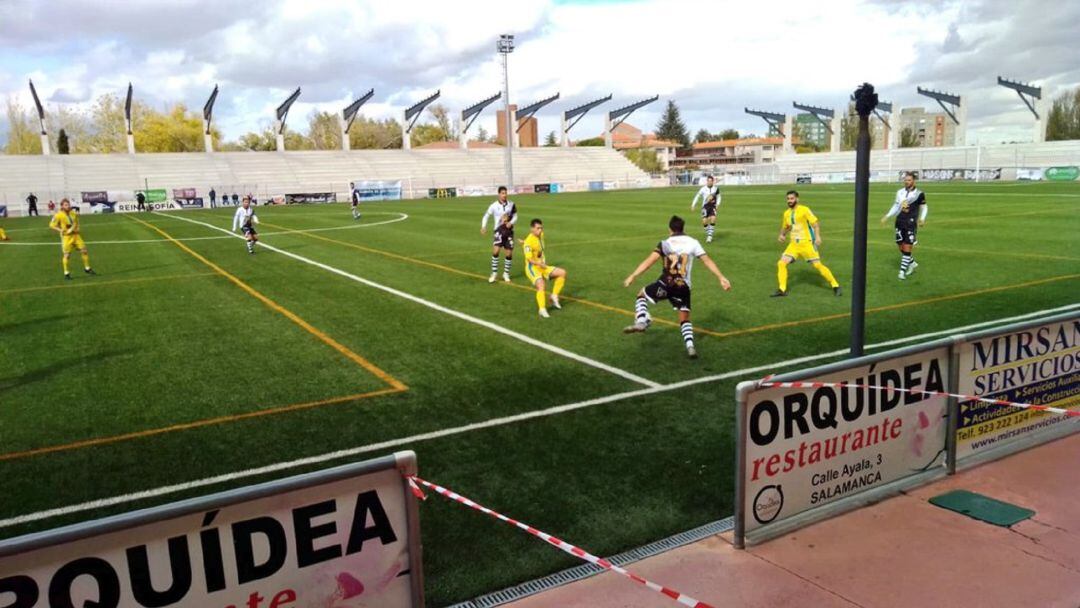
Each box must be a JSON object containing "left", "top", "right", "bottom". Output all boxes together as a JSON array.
[
  {"left": 997, "top": 76, "right": 1044, "bottom": 142},
  {"left": 28, "top": 79, "right": 49, "bottom": 155},
  {"left": 125, "top": 83, "right": 136, "bottom": 154},
  {"left": 458, "top": 92, "right": 501, "bottom": 150},
  {"left": 850, "top": 83, "right": 878, "bottom": 358},
  {"left": 203, "top": 84, "right": 219, "bottom": 153},
  {"left": 275, "top": 87, "right": 302, "bottom": 151},
  {"left": 561, "top": 95, "right": 612, "bottom": 147},
  {"left": 916, "top": 86, "right": 965, "bottom": 146},
  {"left": 605, "top": 96, "right": 659, "bottom": 148},
  {"left": 401, "top": 90, "right": 440, "bottom": 150},
  {"left": 745, "top": 108, "right": 792, "bottom": 152},
  {"left": 341, "top": 88, "right": 375, "bottom": 151},
  {"left": 497, "top": 34, "right": 515, "bottom": 188},
  {"left": 793, "top": 102, "right": 840, "bottom": 152}
]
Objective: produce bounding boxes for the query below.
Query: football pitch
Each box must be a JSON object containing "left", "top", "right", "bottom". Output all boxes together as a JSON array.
[{"left": 1, "top": 181, "right": 1077, "bottom": 605}]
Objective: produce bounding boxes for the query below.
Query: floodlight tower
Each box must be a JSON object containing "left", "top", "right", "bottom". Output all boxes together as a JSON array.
[
  {"left": 202, "top": 84, "right": 219, "bottom": 153},
  {"left": 274, "top": 87, "right": 302, "bottom": 151},
  {"left": 917, "top": 86, "right": 965, "bottom": 146},
  {"left": 515, "top": 93, "right": 559, "bottom": 146},
  {"left": 561, "top": 95, "right": 611, "bottom": 147},
  {"left": 401, "top": 90, "right": 440, "bottom": 151},
  {"left": 793, "top": 102, "right": 840, "bottom": 152},
  {"left": 997, "top": 76, "right": 1044, "bottom": 142},
  {"left": 125, "top": 83, "right": 136, "bottom": 154},
  {"left": 341, "top": 89, "right": 374, "bottom": 151},
  {"left": 745, "top": 108, "right": 791, "bottom": 152},
  {"left": 605, "top": 96, "right": 659, "bottom": 148},
  {"left": 497, "top": 34, "right": 515, "bottom": 187},
  {"left": 28, "top": 80, "right": 49, "bottom": 155},
  {"left": 458, "top": 92, "right": 501, "bottom": 150}
]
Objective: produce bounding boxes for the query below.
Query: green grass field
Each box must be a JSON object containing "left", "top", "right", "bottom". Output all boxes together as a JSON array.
[{"left": 1, "top": 181, "right": 1078, "bottom": 605}]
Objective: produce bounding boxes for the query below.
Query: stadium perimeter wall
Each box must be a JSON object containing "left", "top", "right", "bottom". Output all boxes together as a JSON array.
[
  {"left": 0, "top": 147, "right": 651, "bottom": 216},
  {"left": 689, "top": 139, "right": 1080, "bottom": 185}
]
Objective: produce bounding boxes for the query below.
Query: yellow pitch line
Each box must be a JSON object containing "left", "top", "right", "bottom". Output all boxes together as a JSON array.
[
  {"left": 0, "top": 388, "right": 405, "bottom": 463},
  {"left": 128, "top": 216, "right": 407, "bottom": 391},
  {"left": 0, "top": 272, "right": 218, "bottom": 295},
  {"left": 705, "top": 273, "right": 1080, "bottom": 339}
]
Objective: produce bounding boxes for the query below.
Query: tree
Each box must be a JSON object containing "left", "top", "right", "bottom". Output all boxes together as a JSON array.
[
  {"left": 3, "top": 99, "right": 41, "bottom": 154},
  {"left": 474, "top": 125, "right": 490, "bottom": 143},
  {"left": 717, "top": 128, "right": 739, "bottom": 141},
  {"left": 694, "top": 128, "right": 713, "bottom": 144},
  {"left": 307, "top": 110, "right": 342, "bottom": 150},
  {"left": 791, "top": 122, "right": 823, "bottom": 153},
  {"left": 575, "top": 136, "right": 605, "bottom": 147},
  {"left": 622, "top": 148, "right": 662, "bottom": 173},
  {"left": 134, "top": 104, "right": 217, "bottom": 152},
  {"left": 544, "top": 130, "right": 558, "bottom": 146},
  {"left": 654, "top": 100, "right": 690, "bottom": 148},
  {"left": 840, "top": 102, "right": 873, "bottom": 151},
  {"left": 1046, "top": 86, "right": 1080, "bottom": 141},
  {"left": 348, "top": 116, "right": 402, "bottom": 149},
  {"left": 899, "top": 127, "right": 919, "bottom": 148},
  {"left": 57, "top": 128, "right": 70, "bottom": 154},
  {"left": 427, "top": 104, "right": 455, "bottom": 140}
]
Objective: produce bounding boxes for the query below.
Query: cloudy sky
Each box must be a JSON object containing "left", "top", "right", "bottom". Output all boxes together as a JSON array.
[{"left": 1, "top": 0, "right": 1077, "bottom": 145}]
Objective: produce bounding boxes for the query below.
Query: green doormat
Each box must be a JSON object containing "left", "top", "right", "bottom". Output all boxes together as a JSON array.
[{"left": 929, "top": 490, "right": 1034, "bottom": 527}]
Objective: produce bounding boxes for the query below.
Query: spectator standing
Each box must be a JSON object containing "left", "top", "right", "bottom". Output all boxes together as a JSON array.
[
  {"left": 26, "top": 192, "right": 39, "bottom": 216},
  {"left": 209, "top": 187, "right": 217, "bottom": 209}
]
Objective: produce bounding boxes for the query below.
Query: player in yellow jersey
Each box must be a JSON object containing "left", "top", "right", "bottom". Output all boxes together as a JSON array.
[
  {"left": 49, "top": 198, "right": 95, "bottom": 280},
  {"left": 772, "top": 190, "right": 839, "bottom": 297},
  {"left": 522, "top": 218, "right": 567, "bottom": 318}
]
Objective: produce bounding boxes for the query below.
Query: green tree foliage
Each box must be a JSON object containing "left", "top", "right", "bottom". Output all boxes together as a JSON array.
[
  {"left": 840, "top": 102, "right": 873, "bottom": 151},
  {"left": 622, "top": 148, "right": 662, "bottom": 173},
  {"left": 792, "top": 122, "right": 823, "bottom": 153},
  {"left": 237, "top": 126, "right": 313, "bottom": 151},
  {"left": 717, "top": 128, "right": 739, "bottom": 140},
  {"left": 694, "top": 128, "right": 712, "bottom": 144},
  {"left": 3, "top": 98, "right": 41, "bottom": 154},
  {"left": 348, "top": 116, "right": 402, "bottom": 149},
  {"left": 428, "top": 104, "right": 455, "bottom": 140},
  {"left": 654, "top": 100, "right": 690, "bottom": 148},
  {"left": 900, "top": 127, "right": 919, "bottom": 148},
  {"left": 474, "top": 125, "right": 490, "bottom": 143},
  {"left": 307, "top": 110, "right": 342, "bottom": 150},
  {"left": 1046, "top": 86, "right": 1080, "bottom": 141},
  {"left": 135, "top": 104, "right": 219, "bottom": 152},
  {"left": 544, "top": 130, "right": 558, "bottom": 146},
  {"left": 574, "top": 136, "right": 605, "bottom": 147}
]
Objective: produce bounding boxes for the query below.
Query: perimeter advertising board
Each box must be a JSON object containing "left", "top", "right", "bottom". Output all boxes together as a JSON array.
[
  {"left": 956, "top": 317, "right": 1080, "bottom": 460},
  {"left": 740, "top": 348, "right": 949, "bottom": 537},
  {"left": 0, "top": 453, "right": 424, "bottom": 608}
]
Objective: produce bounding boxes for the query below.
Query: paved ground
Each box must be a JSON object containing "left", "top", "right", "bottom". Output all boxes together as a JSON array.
[{"left": 507, "top": 433, "right": 1080, "bottom": 608}]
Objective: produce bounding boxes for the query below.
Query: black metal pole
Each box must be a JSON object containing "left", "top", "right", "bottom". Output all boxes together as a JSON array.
[{"left": 851, "top": 83, "right": 877, "bottom": 357}]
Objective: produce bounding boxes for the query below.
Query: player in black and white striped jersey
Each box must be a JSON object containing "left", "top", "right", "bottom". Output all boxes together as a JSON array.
[
  {"left": 622, "top": 215, "right": 731, "bottom": 359},
  {"left": 480, "top": 186, "right": 518, "bottom": 283},
  {"left": 232, "top": 196, "right": 259, "bottom": 254},
  {"left": 690, "top": 175, "right": 721, "bottom": 243},
  {"left": 881, "top": 172, "right": 929, "bottom": 280}
]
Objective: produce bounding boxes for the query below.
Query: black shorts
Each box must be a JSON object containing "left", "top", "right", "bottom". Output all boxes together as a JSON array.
[
  {"left": 894, "top": 224, "right": 917, "bottom": 245},
  {"left": 702, "top": 203, "right": 717, "bottom": 219},
  {"left": 493, "top": 227, "right": 514, "bottom": 250},
  {"left": 644, "top": 280, "right": 692, "bottom": 312},
  {"left": 242, "top": 226, "right": 258, "bottom": 237}
]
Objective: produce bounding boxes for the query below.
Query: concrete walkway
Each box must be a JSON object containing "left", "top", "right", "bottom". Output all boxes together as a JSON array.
[{"left": 507, "top": 433, "right": 1080, "bottom": 608}]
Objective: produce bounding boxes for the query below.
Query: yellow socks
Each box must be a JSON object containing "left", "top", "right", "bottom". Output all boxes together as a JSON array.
[
  {"left": 552, "top": 276, "right": 565, "bottom": 296},
  {"left": 535, "top": 289, "right": 547, "bottom": 311},
  {"left": 812, "top": 262, "right": 839, "bottom": 288},
  {"left": 777, "top": 260, "right": 788, "bottom": 292},
  {"left": 62, "top": 256, "right": 70, "bottom": 274},
  {"left": 81, "top": 252, "right": 91, "bottom": 270}
]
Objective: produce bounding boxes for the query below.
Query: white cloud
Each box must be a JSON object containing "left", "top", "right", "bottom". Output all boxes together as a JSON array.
[{"left": 1, "top": 0, "right": 1074, "bottom": 144}]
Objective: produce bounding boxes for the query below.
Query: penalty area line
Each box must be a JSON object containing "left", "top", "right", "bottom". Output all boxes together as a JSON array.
[
  {"left": 1, "top": 302, "right": 1077, "bottom": 530},
  {"left": 154, "top": 211, "right": 660, "bottom": 389}
]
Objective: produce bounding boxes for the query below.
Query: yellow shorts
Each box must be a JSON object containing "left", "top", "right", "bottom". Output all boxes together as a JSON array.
[
  {"left": 61, "top": 234, "right": 86, "bottom": 254},
  {"left": 782, "top": 240, "right": 819, "bottom": 262},
  {"left": 524, "top": 262, "right": 556, "bottom": 284}
]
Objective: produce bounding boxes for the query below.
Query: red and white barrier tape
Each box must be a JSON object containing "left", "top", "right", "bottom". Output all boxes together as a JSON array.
[
  {"left": 407, "top": 475, "right": 715, "bottom": 608},
  {"left": 758, "top": 377, "right": 1080, "bottom": 418}
]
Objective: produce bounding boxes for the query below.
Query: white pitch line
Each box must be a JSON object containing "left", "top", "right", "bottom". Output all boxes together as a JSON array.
[
  {"left": 153, "top": 211, "right": 660, "bottom": 389},
  {"left": 3, "top": 303, "right": 1075, "bottom": 530},
  {"left": 0, "top": 213, "right": 409, "bottom": 246}
]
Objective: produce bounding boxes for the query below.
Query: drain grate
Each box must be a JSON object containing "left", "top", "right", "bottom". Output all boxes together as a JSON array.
[{"left": 447, "top": 516, "right": 733, "bottom": 608}]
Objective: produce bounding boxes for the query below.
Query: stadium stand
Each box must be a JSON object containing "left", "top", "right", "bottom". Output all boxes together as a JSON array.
[{"left": 0, "top": 147, "right": 651, "bottom": 213}]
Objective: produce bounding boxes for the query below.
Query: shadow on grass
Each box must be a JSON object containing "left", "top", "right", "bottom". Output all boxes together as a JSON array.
[{"left": 0, "top": 349, "right": 134, "bottom": 394}]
